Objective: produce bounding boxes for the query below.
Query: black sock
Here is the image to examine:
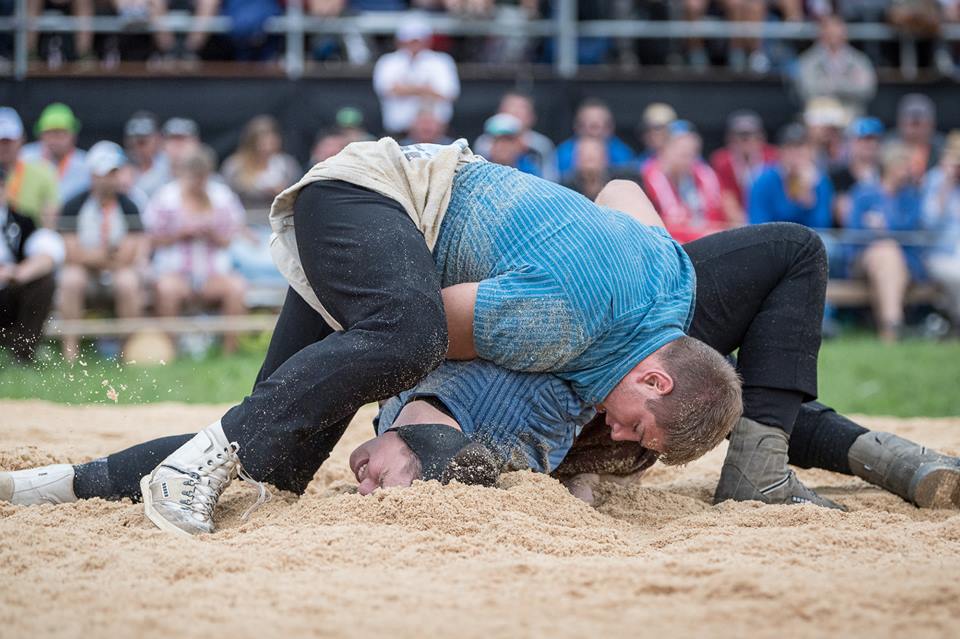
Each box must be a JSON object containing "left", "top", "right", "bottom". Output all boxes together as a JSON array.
[
  {"left": 73, "top": 434, "right": 194, "bottom": 502},
  {"left": 788, "top": 402, "right": 868, "bottom": 475},
  {"left": 73, "top": 458, "right": 112, "bottom": 500},
  {"left": 742, "top": 386, "right": 805, "bottom": 435}
]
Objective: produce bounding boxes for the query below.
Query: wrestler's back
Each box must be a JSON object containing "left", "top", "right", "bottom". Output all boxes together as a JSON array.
[{"left": 434, "top": 161, "right": 696, "bottom": 403}]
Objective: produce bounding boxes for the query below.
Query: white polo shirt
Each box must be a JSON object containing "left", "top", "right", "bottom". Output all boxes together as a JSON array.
[{"left": 373, "top": 48, "right": 460, "bottom": 133}]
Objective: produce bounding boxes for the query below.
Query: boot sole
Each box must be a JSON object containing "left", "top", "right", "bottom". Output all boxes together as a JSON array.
[
  {"left": 140, "top": 475, "right": 196, "bottom": 538},
  {"left": 913, "top": 466, "right": 960, "bottom": 509}
]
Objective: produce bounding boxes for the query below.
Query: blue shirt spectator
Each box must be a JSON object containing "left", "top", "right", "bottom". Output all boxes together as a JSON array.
[
  {"left": 920, "top": 133, "right": 960, "bottom": 324},
  {"left": 479, "top": 113, "right": 542, "bottom": 178},
  {"left": 921, "top": 164, "right": 960, "bottom": 255},
  {"left": 556, "top": 137, "right": 635, "bottom": 177},
  {"left": 748, "top": 123, "right": 834, "bottom": 228},
  {"left": 748, "top": 167, "right": 834, "bottom": 227},
  {"left": 848, "top": 180, "right": 925, "bottom": 279},
  {"left": 556, "top": 99, "right": 635, "bottom": 178}
]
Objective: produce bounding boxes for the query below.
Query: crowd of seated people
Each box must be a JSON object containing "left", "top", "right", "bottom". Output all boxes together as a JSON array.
[
  {"left": 8, "top": 3, "right": 960, "bottom": 75},
  {"left": 478, "top": 89, "right": 958, "bottom": 342},
  {"left": 0, "top": 102, "right": 298, "bottom": 363},
  {"left": 2, "top": 83, "right": 960, "bottom": 366}
]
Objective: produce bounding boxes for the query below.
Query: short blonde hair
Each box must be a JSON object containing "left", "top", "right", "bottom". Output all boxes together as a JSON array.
[{"left": 648, "top": 336, "right": 742, "bottom": 465}]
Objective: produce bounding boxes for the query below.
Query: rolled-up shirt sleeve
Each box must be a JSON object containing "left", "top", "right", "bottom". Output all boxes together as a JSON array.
[
  {"left": 473, "top": 269, "right": 589, "bottom": 373},
  {"left": 24, "top": 228, "right": 66, "bottom": 266}
]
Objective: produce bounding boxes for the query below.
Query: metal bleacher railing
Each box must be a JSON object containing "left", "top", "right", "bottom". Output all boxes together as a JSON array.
[{"left": 4, "top": 0, "right": 960, "bottom": 80}]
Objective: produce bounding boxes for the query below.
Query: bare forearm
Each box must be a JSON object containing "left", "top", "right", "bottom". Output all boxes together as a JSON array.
[
  {"left": 14, "top": 255, "right": 55, "bottom": 283},
  {"left": 442, "top": 282, "right": 478, "bottom": 360}
]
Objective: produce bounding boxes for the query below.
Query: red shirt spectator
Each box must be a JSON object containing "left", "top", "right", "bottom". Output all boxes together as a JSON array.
[
  {"left": 709, "top": 110, "right": 778, "bottom": 224},
  {"left": 642, "top": 122, "right": 726, "bottom": 243}
]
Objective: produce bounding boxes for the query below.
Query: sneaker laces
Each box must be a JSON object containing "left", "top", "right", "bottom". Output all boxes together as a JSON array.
[
  {"left": 237, "top": 458, "right": 271, "bottom": 521},
  {"left": 178, "top": 442, "right": 271, "bottom": 521}
]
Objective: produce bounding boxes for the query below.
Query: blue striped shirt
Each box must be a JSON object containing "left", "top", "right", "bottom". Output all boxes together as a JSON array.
[
  {"left": 377, "top": 359, "right": 595, "bottom": 473},
  {"left": 434, "top": 161, "right": 696, "bottom": 404}
]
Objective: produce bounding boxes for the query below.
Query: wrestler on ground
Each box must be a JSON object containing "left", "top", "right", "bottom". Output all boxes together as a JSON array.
[
  {"left": 4, "top": 223, "right": 958, "bottom": 512},
  {"left": 1, "top": 140, "right": 742, "bottom": 537}
]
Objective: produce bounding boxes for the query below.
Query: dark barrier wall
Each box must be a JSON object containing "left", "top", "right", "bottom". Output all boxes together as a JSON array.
[{"left": 2, "top": 76, "right": 959, "bottom": 167}]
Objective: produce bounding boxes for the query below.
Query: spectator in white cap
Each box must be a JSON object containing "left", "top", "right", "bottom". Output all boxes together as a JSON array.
[
  {"left": 0, "top": 107, "right": 60, "bottom": 228},
  {"left": 372, "top": 13, "right": 460, "bottom": 135},
  {"left": 803, "top": 96, "right": 849, "bottom": 171},
  {"left": 0, "top": 162, "right": 65, "bottom": 363},
  {"left": 479, "top": 113, "right": 541, "bottom": 177},
  {"left": 57, "top": 141, "right": 149, "bottom": 361},
  {"left": 124, "top": 111, "right": 172, "bottom": 199}
]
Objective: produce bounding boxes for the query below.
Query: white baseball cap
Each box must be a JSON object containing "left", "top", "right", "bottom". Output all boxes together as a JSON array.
[
  {"left": 86, "top": 141, "right": 127, "bottom": 177},
  {"left": 484, "top": 113, "right": 523, "bottom": 137},
  {"left": 0, "top": 107, "right": 24, "bottom": 140},
  {"left": 397, "top": 14, "right": 432, "bottom": 42}
]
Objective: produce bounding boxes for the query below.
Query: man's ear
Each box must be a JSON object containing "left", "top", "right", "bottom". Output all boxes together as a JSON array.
[{"left": 639, "top": 368, "right": 674, "bottom": 396}]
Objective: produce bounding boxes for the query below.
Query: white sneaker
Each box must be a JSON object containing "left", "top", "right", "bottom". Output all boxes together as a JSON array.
[
  {"left": 0, "top": 464, "right": 77, "bottom": 505},
  {"left": 140, "top": 422, "right": 269, "bottom": 537}
]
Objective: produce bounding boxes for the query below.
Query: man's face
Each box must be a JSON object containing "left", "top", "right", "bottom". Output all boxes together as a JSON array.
[
  {"left": 400, "top": 37, "right": 428, "bottom": 55},
  {"left": 489, "top": 135, "right": 523, "bottom": 166},
  {"left": 165, "top": 135, "right": 200, "bottom": 170},
  {"left": 807, "top": 123, "right": 835, "bottom": 147},
  {"left": 575, "top": 137, "right": 608, "bottom": 173},
  {"left": 780, "top": 142, "right": 812, "bottom": 172},
  {"left": 730, "top": 130, "right": 762, "bottom": 156},
  {"left": 899, "top": 115, "right": 932, "bottom": 144},
  {"left": 576, "top": 106, "right": 612, "bottom": 139},
  {"left": 312, "top": 134, "right": 346, "bottom": 163},
  {"left": 662, "top": 133, "right": 699, "bottom": 175},
  {"left": 349, "top": 431, "right": 423, "bottom": 495},
  {"left": 409, "top": 112, "right": 445, "bottom": 144},
  {"left": 500, "top": 95, "right": 535, "bottom": 130},
  {"left": 884, "top": 153, "right": 913, "bottom": 187},
  {"left": 0, "top": 138, "right": 20, "bottom": 165},
  {"left": 91, "top": 169, "right": 120, "bottom": 196},
  {"left": 127, "top": 134, "right": 160, "bottom": 163},
  {"left": 820, "top": 17, "right": 847, "bottom": 51},
  {"left": 597, "top": 377, "right": 670, "bottom": 454},
  {"left": 851, "top": 136, "right": 880, "bottom": 164},
  {"left": 644, "top": 125, "right": 669, "bottom": 154},
  {"left": 40, "top": 128, "right": 74, "bottom": 158}
]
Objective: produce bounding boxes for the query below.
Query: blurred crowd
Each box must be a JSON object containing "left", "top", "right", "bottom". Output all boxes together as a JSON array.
[
  {"left": 5, "top": 1, "right": 960, "bottom": 75},
  {"left": 2, "top": 12, "right": 960, "bottom": 364}
]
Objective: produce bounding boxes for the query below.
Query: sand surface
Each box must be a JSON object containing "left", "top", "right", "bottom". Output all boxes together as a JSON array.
[{"left": 1, "top": 400, "right": 958, "bottom": 639}]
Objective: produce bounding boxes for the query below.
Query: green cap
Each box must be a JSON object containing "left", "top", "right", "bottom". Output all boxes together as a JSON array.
[
  {"left": 35, "top": 102, "right": 80, "bottom": 136},
  {"left": 335, "top": 107, "right": 363, "bottom": 129}
]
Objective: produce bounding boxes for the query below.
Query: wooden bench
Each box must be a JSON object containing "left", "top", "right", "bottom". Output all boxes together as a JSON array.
[
  {"left": 826, "top": 280, "right": 941, "bottom": 308},
  {"left": 44, "top": 314, "right": 279, "bottom": 338}
]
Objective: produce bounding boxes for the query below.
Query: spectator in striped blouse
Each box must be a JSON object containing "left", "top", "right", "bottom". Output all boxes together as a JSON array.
[{"left": 143, "top": 145, "right": 247, "bottom": 353}]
